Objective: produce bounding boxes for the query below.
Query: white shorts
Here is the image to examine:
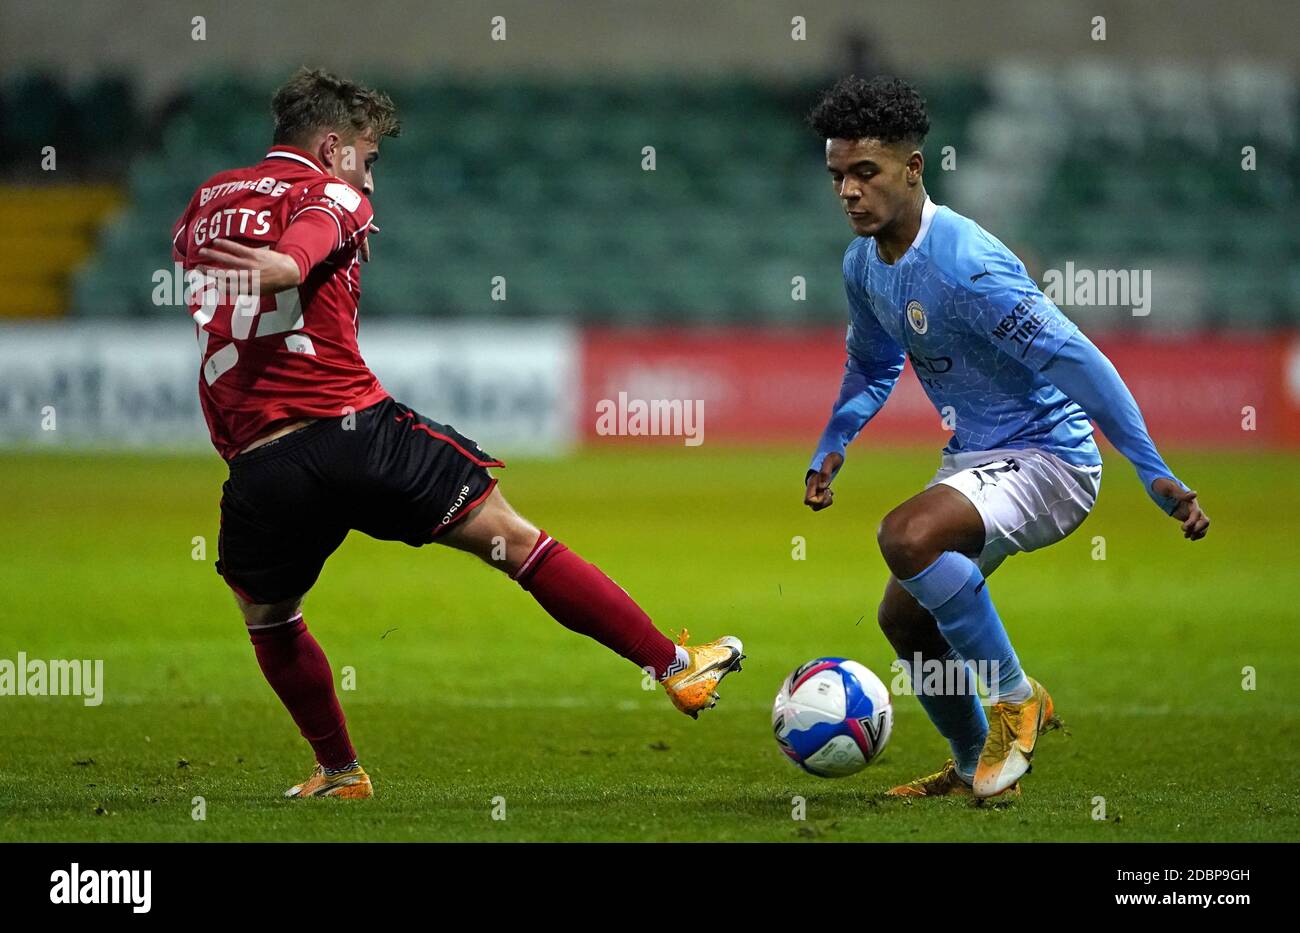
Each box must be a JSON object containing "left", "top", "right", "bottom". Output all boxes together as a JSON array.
[{"left": 925, "top": 447, "right": 1102, "bottom": 575}]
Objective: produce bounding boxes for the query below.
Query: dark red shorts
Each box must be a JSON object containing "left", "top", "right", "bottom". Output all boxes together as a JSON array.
[{"left": 216, "top": 397, "right": 502, "bottom": 605}]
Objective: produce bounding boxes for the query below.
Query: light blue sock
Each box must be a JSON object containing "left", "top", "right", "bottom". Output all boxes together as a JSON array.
[
  {"left": 899, "top": 551, "right": 1032, "bottom": 704},
  {"left": 898, "top": 646, "right": 988, "bottom": 780}
]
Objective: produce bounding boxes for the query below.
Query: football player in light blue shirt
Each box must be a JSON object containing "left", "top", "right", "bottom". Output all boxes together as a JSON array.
[{"left": 802, "top": 76, "right": 1210, "bottom": 798}]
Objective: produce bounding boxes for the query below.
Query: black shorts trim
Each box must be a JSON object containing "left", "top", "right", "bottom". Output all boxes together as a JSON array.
[
  {"left": 392, "top": 410, "right": 505, "bottom": 469},
  {"left": 429, "top": 475, "right": 499, "bottom": 539}
]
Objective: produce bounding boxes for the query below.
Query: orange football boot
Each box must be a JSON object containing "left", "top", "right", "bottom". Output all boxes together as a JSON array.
[
  {"left": 284, "top": 763, "right": 374, "bottom": 799},
  {"left": 973, "top": 676, "right": 1063, "bottom": 798},
  {"left": 661, "top": 628, "right": 745, "bottom": 718}
]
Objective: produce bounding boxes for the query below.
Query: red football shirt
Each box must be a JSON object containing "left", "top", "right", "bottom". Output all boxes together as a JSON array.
[{"left": 171, "top": 145, "right": 389, "bottom": 460}]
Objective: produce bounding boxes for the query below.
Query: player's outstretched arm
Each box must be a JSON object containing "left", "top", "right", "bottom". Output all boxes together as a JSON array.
[
  {"left": 195, "top": 200, "right": 370, "bottom": 296},
  {"left": 804, "top": 352, "right": 902, "bottom": 511},
  {"left": 196, "top": 238, "right": 302, "bottom": 295},
  {"left": 1042, "top": 330, "right": 1209, "bottom": 539}
]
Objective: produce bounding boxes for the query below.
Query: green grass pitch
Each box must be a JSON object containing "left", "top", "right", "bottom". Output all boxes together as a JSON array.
[{"left": 1, "top": 446, "right": 1297, "bottom": 841}]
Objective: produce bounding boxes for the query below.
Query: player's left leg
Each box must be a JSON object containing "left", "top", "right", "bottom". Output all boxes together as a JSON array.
[
  {"left": 438, "top": 485, "right": 744, "bottom": 718},
  {"left": 355, "top": 398, "right": 744, "bottom": 717}
]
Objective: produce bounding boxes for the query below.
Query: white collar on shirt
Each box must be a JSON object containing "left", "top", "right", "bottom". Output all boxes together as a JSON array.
[
  {"left": 265, "top": 149, "right": 324, "bottom": 174},
  {"left": 873, "top": 195, "right": 938, "bottom": 265},
  {"left": 911, "top": 195, "right": 938, "bottom": 251}
]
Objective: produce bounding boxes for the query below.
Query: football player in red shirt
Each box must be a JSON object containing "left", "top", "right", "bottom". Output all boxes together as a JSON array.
[{"left": 175, "top": 68, "right": 743, "bottom": 798}]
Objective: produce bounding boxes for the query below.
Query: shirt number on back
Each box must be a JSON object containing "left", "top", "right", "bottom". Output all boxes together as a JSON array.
[{"left": 189, "top": 267, "right": 315, "bottom": 385}]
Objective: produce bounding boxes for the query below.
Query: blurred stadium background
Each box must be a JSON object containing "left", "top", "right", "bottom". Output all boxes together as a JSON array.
[
  {"left": 2, "top": 0, "right": 1300, "bottom": 844},
  {"left": 0, "top": 0, "right": 1297, "bottom": 454}
]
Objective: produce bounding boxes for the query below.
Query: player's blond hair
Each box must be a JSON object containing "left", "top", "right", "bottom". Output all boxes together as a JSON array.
[{"left": 271, "top": 67, "right": 400, "bottom": 145}]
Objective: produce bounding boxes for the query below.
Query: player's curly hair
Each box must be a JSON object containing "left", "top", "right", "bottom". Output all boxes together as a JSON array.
[
  {"left": 272, "top": 67, "right": 401, "bottom": 145},
  {"left": 808, "top": 75, "right": 929, "bottom": 147}
]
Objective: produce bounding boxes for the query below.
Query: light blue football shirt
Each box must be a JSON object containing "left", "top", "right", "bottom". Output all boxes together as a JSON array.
[{"left": 833, "top": 197, "right": 1101, "bottom": 467}]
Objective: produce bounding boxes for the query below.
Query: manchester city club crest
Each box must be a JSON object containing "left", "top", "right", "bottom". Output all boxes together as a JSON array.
[{"left": 906, "top": 299, "right": 928, "bottom": 334}]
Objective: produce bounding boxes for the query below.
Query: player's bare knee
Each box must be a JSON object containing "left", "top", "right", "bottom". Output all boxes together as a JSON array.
[
  {"left": 446, "top": 487, "right": 539, "bottom": 575},
  {"left": 877, "top": 508, "right": 940, "bottom": 577},
  {"left": 486, "top": 491, "right": 541, "bottom": 568},
  {"left": 475, "top": 520, "right": 536, "bottom": 575},
  {"left": 237, "top": 594, "right": 303, "bottom": 630},
  {"left": 497, "top": 513, "right": 541, "bottom": 575}
]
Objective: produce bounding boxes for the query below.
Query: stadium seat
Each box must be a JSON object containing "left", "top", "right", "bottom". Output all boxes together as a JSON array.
[{"left": 43, "top": 68, "right": 1288, "bottom": 330}]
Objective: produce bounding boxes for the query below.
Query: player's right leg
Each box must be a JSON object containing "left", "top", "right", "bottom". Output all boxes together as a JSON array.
[
  {"left": 216, "top": 420, "right": 364, "bottom": 798},
  {"left": 234, "top": 592, "right": 372, "bottom": 799},
  {"left": 438, "top": 485, "right": 745, "bottom": 718},
  {"left": 874, "top": 479, "right": 1046, "bottom": 799},
  {"left": 878, "top": 451, "right": 1090, "bottom": 797},
  {"left": 877, "top": 577, "right": 989, "bottom": 797}
]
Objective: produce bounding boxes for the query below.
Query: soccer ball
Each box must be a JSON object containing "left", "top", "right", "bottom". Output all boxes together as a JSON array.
[{"left": 772, "top": 657, "right": 893, "bottom": 777}]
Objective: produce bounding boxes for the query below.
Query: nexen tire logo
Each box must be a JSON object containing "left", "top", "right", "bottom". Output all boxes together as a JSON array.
[{"left": 50, "top": 863, "right": 151, "bottom": 913}]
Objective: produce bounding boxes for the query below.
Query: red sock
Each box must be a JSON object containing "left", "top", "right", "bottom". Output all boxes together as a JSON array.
[
  {"left": 249, "top": 616, "right": 356, "bottom": 770},
  {"left": 513, "top": 531, "right": 678, "bottom": 677}
]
